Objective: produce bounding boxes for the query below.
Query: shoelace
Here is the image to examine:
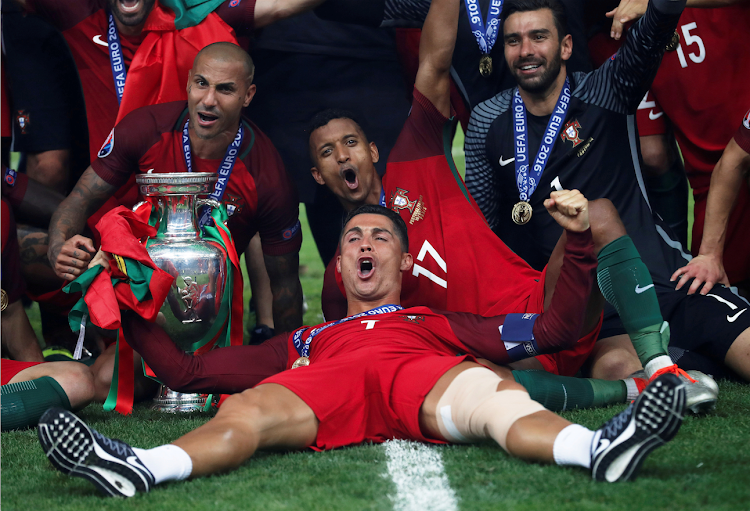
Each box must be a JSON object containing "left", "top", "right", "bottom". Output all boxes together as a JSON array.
[
  {"left": 93, "top": 430, "right": 131, "bottom": 457},
  {"left": 651, "top": 364, "right": 697, "bottom": 383}
]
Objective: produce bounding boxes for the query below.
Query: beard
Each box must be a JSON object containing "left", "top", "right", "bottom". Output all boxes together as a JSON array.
[
  {"left": 512, "top": 49, "right": 563, "bottom": 95},
  {"left": 108, "top": 0, "right": 156, "bottom": 27}
]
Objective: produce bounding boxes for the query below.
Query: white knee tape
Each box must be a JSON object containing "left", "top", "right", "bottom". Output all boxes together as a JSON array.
[{"left": 435, "top": 367, "right": 545, "bottom": 451}]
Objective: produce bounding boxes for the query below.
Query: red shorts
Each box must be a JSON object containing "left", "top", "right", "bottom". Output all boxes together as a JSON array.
[
  {"left": 692, "top": 184, "right": 750, "bottom": 285},
  {"left": 486, "top": 265, "right": 601, "bottom": 377},
  {"left": 260, "top": 346, "right": 473, "bottom": 451},
  {"left": 1, "top": 359, "right": 44, "bottom": 385}
]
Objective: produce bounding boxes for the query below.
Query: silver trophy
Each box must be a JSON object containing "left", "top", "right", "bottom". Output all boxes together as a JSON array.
[{"left": 136, "top": 172, "right": 228, "bottom": 412}]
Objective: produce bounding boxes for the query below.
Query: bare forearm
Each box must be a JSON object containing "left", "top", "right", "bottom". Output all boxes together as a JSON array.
[
  {"left": 265, "top": 252, "right": 303, "bottom": 332},
  {"left": 415, "top": 0, "right": 460, "bottom": 116},
  {"left": 699, "top": 138, "right": 750, "bottom": 258}
]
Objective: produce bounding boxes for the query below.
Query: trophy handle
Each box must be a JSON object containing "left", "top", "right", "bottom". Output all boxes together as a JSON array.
[{"left": 195, "top": 198, "right": 227, "bottom": 226}]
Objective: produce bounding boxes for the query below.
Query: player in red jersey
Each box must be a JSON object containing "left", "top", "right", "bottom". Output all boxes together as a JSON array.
[
  {"left": 607, "top": 0, "right": 750, "bottom": 287},
  {"left": 671, "top": 108, "right": 750, "bottom": 296},
  {"left": 46, "top": 43, "right": 303, "bottom": 401},
  {"left": 38, "top": 201, "right": 688, "bottom": 497}
]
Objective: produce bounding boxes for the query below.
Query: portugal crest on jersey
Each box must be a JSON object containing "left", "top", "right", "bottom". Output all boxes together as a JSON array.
[
  {"left": 743, "top": 109, "right": 750, "bottom": 130},
  {"left": 223, "top": 192, "right": 244, "bottom": 217},
  {"left": 15, "top": 110, "right": 30, "bottom": 134},
  {"left": 389, "top": 188, "right": 427, "bottom": 225},
  {"left": 400, "top": 314, "right": 425, "bottom": 325},
  {"left": 561, "top": 119, "right": 583, "bottom": 147},
  {"left": 98, "top": 129, "right": 115, "bottom": 158}
]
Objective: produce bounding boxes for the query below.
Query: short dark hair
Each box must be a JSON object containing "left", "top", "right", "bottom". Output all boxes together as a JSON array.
[
  {"left": 307, "top": 109, "right": 368, "bottom": 163},
  {"left": 501, "top": 0, "right": 568, "bottom": 41},
  {"left": 341, "top": 204, "right": 409, "bottom": 252}
]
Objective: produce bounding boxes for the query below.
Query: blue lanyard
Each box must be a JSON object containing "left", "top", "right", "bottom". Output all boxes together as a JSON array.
[
  {"left": 292, "top": 304, "right": 404, "bottom": 357},
  {"left": 379, "top": 188, "right": 386, "bottom": 207},
  {"left": 3, "top": 167, "right": 17, "bottom": 187},
  {"left": 107, "top": 13, "right": 127, "bottom": 105},
  {"left": 463, "top": 0, "right": 503, "bottom": 55},
  {"left": 512, "top": 78, "right": 571, "bottom": 201},
  {"left": 181, "top": 118, "right": 244, "bottom": 227}
]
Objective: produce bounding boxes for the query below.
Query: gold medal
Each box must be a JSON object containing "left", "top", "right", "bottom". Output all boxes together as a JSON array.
[
  {"left": 1, "top": 289, "right": 7, "bottom": 311},
  {"left": 512, "top": 201, "right": 533, "bottom": 225},
  {"left": 665, "top": 31, "right": 680, "bottom": 52},
  {"left": 292, "top": 356, "right": 310, "bottom": 369},
  {"left": 479, "top": 54, "right": 493, "bottom": 77}
]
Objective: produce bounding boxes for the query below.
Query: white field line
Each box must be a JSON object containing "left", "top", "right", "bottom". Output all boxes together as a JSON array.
[{"left": 384, "top": 440, "right": 458, "bottom": 511}]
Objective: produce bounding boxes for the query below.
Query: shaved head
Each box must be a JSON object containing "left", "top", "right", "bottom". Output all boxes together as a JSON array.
[{"left": 194, "top": 42, "right": 255, "bottom": 86}]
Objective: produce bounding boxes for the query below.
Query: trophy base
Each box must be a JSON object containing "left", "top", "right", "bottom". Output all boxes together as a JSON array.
[{"left": 151, "top": 384, "right": 215, "bottom": 413}]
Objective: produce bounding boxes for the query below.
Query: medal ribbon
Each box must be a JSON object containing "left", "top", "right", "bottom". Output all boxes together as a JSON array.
[
  {"left": 292, "top": 304, "right": 403, "bottom": 358},
  {"left": 512, "top": 77, "right": 571, "bottom": 201},
  {"left": 463, "top": 0, "right": 503, "bottom": 55},
  {"left": 379, "top": 188, "right": 386, "bottom": 207},
  {"left": 107, "top": 13, "right": 128, "bottom": 105},
  {"left": 181, "top": 118, "right": 244, "bottom": 227}
]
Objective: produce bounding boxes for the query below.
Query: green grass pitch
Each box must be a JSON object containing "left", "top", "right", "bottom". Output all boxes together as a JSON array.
[{"left": 2, "top": 138, "right": 747, "bottom": 510}]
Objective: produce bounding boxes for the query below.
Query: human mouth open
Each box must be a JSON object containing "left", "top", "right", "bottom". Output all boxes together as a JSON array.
[
  {"left": 119, "top": 0, "right": 142, "bottom": 13},
  {"left": 343, "top": 168, "right": 359, "bottom": 190},
  {"left": 196, "top": 112, "right": 219, "bottom": 127},
  {"left": 358, "top": 257, "right": 374, "bottom": 279}
]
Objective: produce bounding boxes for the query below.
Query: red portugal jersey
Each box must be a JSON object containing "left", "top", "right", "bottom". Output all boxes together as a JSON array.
[
  {"left": 91, "top": 101, "right": 301, "bottom": 254},
  {"left": 27, "top": 0, "right": 255, "bottom": 163},
  {"left": 635, "top": 6, "right": 750, "bottom": 192},
  {"left": 323, "top": 89, "right": 542, "bottom": 320}
]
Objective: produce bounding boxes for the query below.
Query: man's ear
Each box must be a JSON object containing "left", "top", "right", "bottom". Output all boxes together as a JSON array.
[
  {"left": 311, "top": 166, "right": 326, "bottom": 186},
  {"left": 243, "top": 84, "right": 257, "bottom": 108},
  {"left": 561, "top": 34, "right": 573, "bottom": 62},
  {"left": 336, "top": 255, "right": 342, "bottom": 274},
  {"left": 400, "top": 252, "right": 413, "bottom": 272},
  {"left": 370, "top": 141, "right": 380, "bottom": 164}
]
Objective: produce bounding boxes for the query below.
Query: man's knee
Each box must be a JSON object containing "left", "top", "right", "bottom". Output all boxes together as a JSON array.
[
  {"left": 588, "top": 337, "right": 642, "bottom": 380},
  {"left": 44, "top": 361, "right": 95, "bottom": 409},
  {"left": 435, "top": 367, "right": 545, "bottom": 450}
]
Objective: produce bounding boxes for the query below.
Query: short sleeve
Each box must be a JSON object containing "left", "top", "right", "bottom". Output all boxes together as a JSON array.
[
  {"left": 249, "top": 126, "right": 302, "bottom": 256},
  {"left": 215, "top": 0, "right": 256, "bottom": 35},
  {"left": 90, "top": 106, "right": 164, "bottom": 189}
]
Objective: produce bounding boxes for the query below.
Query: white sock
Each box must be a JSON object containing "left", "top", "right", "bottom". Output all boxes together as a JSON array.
[
  {"left": 623, "top": 378, "right": 641, "bottom": 401},
  {"left": 132, "top": 445, "right": 193, "bottom": 485},
  {"left": 644, "top": 355, "right": 674, "bottom": 379},
  {"left": 552, "top": 424, "right": 595, "bottom": 469}
]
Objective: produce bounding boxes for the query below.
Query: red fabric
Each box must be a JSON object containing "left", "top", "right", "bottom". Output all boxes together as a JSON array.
[
  {"left": 262, "top": 307, "right": 472, "bottom": 450},
  {"left": 1, "top": 360, "right": 45, "bottom": 385},
  {"left": 114, "top": 7, "right": 238, "bottom": 125},
  {"left": 113, "top": 326, "right": 135, "bottom": 415},
  {"left": 90, "top": 102, "right": 301, "bottom": 254}
]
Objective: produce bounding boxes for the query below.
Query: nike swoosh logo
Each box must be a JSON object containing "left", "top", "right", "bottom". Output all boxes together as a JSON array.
[
  {"left": 93, "top": 35, "right": 108, "bottom": 47},
  {"left": 126, "top": 455, "right": 151, "bottom": 477},
  {"left": 648, "top": 110, "right": 664, "bottom": 120},
  {"left": 635, "top": 284, "right": 655, "bottom": 294},
  {"left": 499, "top": 156, "right": 515, "bottom": 166},
  {"left": 593, "top": 438, "right": 611, "bottom": 457},
  {"left": 727, "top": 309, "right": 747, "bottom": 323}
]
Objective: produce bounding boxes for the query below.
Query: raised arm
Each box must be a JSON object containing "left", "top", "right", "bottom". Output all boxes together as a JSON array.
[
  {"left": 47, "top": 167, "right": 118, "bottom": 281},
  {"left": 608, "top": 0, "right": 750, "bottom": 40},
  {"left": 671, "top": 136, "right": 750, "bottom": 294},
  {"left": 414, "top": 0, "right": 461, "bottom": 117}
]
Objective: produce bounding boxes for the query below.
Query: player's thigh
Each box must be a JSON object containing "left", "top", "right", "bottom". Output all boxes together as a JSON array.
[
  {"left": 218, "top": 383, "right": 318, "bottom": 450},
  {"left": 666, "top": 284, "right": 750, "bottom": 371}
]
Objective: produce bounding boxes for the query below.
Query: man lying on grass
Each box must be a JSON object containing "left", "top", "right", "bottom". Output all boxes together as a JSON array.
[{"left": 38, "top": 204, "right": 687, "bottom": 496}]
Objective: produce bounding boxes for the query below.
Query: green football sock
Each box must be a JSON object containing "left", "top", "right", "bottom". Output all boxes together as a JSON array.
[
  {"left": 596, "top": 235, "right": 669, "bottom": 365},
  {"left": 512, "top": 370, "right": 627, "bottom": 411},
  {"left": 1, "top": 376, "right": 70, "bottom": 431}
]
